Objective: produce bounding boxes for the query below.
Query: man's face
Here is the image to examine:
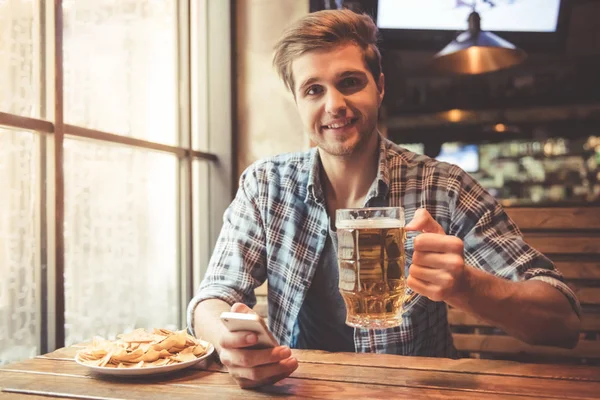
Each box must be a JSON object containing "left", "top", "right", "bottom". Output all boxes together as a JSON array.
[{"left": 291, "top": 43, "right": 384, "bottom": 157}]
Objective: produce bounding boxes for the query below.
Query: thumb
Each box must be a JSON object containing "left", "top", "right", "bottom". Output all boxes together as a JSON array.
[
  {"left": 231, "top": 302, "right": 256, "bottom": 314},
  {"left": 405, "top": 208, "right": 445, "bottom": 234}
]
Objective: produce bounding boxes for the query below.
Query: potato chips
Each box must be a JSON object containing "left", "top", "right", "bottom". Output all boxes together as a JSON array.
[{"left": 76, "top": 328, "right": 208, "bottom": 369}]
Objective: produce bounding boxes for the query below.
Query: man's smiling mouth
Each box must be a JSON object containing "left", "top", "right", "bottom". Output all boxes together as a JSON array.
[{"left": 322, "top": 117, "right": 358, "bottom": 130}]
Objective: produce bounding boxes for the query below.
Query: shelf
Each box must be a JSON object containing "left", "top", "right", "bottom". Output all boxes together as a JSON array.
[
  {"left": 503, "top": 180, "right": 584, "bottom": 188},
  {"left": 501, "top": 200, "right": 600, "bottom": 207},
  {"left": 493, "top": 152, "right": 593, "bottom": 162}
]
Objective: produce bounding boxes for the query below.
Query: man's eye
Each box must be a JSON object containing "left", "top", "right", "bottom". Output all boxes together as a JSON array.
[
  {"left": 341, "top": 77, "right": 360, "bottom": 87},
  {"left": 306, "top": 86, "right": 322, "bottom": 96}
]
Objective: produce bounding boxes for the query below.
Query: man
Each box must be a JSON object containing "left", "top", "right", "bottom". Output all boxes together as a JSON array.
[{"left": 187, "top": 9, "right": 581, "bottom": 389}]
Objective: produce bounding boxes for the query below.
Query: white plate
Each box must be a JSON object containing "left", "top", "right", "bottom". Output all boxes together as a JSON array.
[{"left": 75, "top": 341, "right": 215, "bottom": 377}]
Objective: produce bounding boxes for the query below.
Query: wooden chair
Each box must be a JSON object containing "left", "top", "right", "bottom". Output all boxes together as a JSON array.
[{"left": 450, "top": 207, "right": 600, "bottom": 365}]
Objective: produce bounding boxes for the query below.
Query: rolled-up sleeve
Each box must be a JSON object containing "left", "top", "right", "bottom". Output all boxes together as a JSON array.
[
  {"left": 186, "top": 166, "right": 267, "bottom": 335},
  {"left": 447, "top": 167, "right": 582, "bottom": 318}
]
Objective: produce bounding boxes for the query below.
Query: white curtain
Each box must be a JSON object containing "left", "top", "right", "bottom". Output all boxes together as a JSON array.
[
  {"left": 61, "top": 0, "right": 179, "bottom": 345},
  {"left": 0, "top": 0, "right": 181, "bottom": 362},
  {"left": 0, "top": 0, "right": 41, "bottom": 366},
  {"left": 0, "top": 129, "right": 40, "bottom": 365}
]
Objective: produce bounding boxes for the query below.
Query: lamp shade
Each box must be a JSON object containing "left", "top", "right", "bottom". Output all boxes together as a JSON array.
[{"left": 431, "top": 11, "right": 526, "bottom": 75}]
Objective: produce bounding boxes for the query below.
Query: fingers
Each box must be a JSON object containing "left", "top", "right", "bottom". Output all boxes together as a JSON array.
[
  {"left": 413, "top": 233, "right": 463, "bottom": 254},
  {"left": 218, "top": 304, "right": 260, "bottom": 350},
  {"left": 221, "top": 303, "right": 298, "bottom": 389},
  {"left": 219, "top": 330, "right": 259, "bottom": 349},
  {"left": 229, "top": 356, "right": 298, "bottom": 389},
  {"left": 412, "top": 250, "right": 464, "bottom": 271},
  {"left": 405, "top": 208, "right": 445, "bottom": 234},
  {"left": 229, "top": 355, "right": 298, "bottom": 382},
  {"left": 409, "top": 264, "right": 455, "bottom": 287},
  {"left": 231, "top": 302, "right": 255, "bottom": 314},
  {"left": 220, "top": 346, "right": 292, "bottom": 368},
  {"left": 406, "top": 274, "right": 446, "bottom": 302},
  {"left": 407, "top": 273, "right": 452, "bottom": 302},
  {"left": 406, "top": 215, "right": 467, "bottom": 304},
  {"left": 408, "top": 248, "right": 464, "bottom": 301},
  {"left": 220, "top": 346, "right": 298, "bottom": 389},
  {"left": 408, "top": 256, "right": 468, "bottom": 303}
]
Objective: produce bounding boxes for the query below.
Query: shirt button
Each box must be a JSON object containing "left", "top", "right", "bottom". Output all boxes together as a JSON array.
[{"left": 321, "top": 229, "right": 327, "bottom": 236}]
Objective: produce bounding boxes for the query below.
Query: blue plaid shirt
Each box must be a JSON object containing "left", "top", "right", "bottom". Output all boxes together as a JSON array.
[{"left": 187, "top": 136, "right": 581, "bottom": 357}]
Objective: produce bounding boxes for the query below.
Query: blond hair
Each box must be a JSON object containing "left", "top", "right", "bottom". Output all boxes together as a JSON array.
[{"left": 273, "top": 9, "right": 382, "bottom": 94}]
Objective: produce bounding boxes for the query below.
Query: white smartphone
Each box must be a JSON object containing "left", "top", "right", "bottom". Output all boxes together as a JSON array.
[{"left": 220, "top": 312, "right": 279, "bottom": 349}]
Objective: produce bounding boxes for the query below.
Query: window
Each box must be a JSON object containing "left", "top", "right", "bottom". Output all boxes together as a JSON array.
[{"left": 0, "top": 0, "right": 231, "bottom": 364}]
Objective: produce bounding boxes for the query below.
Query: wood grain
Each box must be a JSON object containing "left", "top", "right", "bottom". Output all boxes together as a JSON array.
[
  {"left": 6, "top": 345, "right": 600, "bottom": 399},
  {"left": 0, "top": 358, "right": 589, "bottom": 400},
  {"left": 0, "top": 370, "right": 258, "bottom": 400},
  {"left": 453, "top": 333, "right": 600, "bottom": 359},
  {"left": 293, "top": 350, "right": 600, "bottom": 382},
  {"left": 553, "top": 261, "right": 600, "bottom": 280},
  {"left": 0, "top": 392, "right": 58, "bottom": 400},
  {"left": 289, "top": 362, "right": 600, "bottom": 399},
  {"left": 574, "top": 287, "right": 600, "bottom": 305},
  {"left": 36, "top": 345, "right": 83, "bottom": 360},
  {"left": 506, "top": 208, "right": 600, "bottom": 230},
  {"left": 523, "top": 235, "right": 600, "bottom": 255},
  {"left": 448, "top": 309, "right": 600, "bottom": 332},
  {"left": 35, "top": 346, "right": 600, "bottom": 382},
  {"left": 0, "top": 371, "right": 544, "bottom": 400}
]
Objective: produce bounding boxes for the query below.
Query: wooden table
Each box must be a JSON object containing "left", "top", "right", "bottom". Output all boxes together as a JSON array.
[{"left": 1, "top": 344, "right": 600, "bottom": 399}]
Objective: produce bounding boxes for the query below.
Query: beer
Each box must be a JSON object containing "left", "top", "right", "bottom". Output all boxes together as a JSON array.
[{"left": 336, "top": 209, "right": 407, "bottom": 329}]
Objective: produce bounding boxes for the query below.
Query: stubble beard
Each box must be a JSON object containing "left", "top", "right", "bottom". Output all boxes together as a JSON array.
[{"left": 312, "top": 123, "right": 376, "bottom": 158}]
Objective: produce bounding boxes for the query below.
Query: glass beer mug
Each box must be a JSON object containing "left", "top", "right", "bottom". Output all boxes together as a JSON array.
[{"left": 336, "top": 206, "right": 414, "bottom": 329}]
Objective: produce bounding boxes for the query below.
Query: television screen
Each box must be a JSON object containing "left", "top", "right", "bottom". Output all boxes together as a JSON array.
[
  {"left": 377, "top": 0, "right": 562, "bottom": 33},
  {"left": 309, "top": 0, "right": 569, "bottom": 51},
  {"left": 436, "top": 143, "right": 479, "bottom": 173}
]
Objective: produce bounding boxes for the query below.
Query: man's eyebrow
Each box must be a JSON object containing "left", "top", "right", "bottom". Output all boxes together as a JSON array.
[
  {"left": 338, "top": 70, "right": 368, "bottom": 79},
  {"left": 298, "top": 77, "right": 318, "bottom": 92}
]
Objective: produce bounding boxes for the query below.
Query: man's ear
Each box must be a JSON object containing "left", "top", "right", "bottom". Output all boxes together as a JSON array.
[{"left": 377, "top": 73, "right": 385, "bottom": 107}]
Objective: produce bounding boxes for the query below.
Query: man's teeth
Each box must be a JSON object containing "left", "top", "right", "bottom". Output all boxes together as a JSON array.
[{"left": 326, "top": 119, "right": 353, "bottom": 129}]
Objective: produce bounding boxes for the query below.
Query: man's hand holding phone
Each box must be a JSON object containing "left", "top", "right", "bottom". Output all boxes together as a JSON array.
[{"left": 218, "top": 303, "right": 298, "bottom": 389}]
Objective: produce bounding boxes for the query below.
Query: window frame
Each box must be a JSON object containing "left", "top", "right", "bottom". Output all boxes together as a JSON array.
[{"left": 0, "top": 0, "right": 231, "bottom": 354}]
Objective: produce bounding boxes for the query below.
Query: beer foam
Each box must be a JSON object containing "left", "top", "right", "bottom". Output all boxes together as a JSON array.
[{"left": 336, "top": 217, "right": 403, "bottom": 230}]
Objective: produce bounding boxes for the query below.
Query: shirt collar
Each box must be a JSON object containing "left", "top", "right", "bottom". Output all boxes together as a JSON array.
[
  {"left": 305, "top": 133, "right": 391, "bottom": 205},
  {"left": 305, "top": 148, "right": 324, "bottom": 204}
]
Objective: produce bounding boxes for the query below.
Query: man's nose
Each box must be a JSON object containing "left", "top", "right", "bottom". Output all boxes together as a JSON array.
[{"left": 324, "top": 88, "right": 347, "bottom": 115}]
